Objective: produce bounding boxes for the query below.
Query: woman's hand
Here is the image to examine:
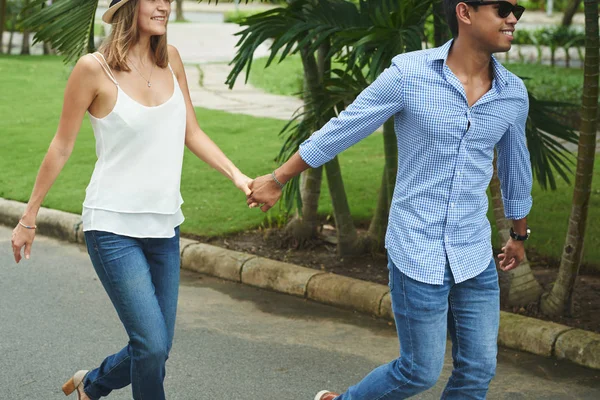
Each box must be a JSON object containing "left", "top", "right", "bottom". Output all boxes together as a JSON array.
[
  {"left": 232, "top": 172, "right": 253, "bottom": 197},
  {"left": 11, "top": 222, "right": 36, "bottom": 263}
]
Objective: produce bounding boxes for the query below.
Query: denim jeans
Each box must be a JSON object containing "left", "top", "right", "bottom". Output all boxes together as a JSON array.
[
  {"left": 82, "top": 228, "right": 181, "bottom": 400},
  {"left": 337, "top": 257, "right": 499, "bottom": 400}
]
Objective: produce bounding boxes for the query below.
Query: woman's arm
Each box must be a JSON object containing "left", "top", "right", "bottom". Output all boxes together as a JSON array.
[
  {"left": 167, "top": 45, "right": 251, "bottom": 196},
  {"left": 12, "top": 55, "right": 100, "bottom": 263}
]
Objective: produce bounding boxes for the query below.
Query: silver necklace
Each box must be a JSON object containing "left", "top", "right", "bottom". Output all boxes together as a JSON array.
[{"left": 129, "top": 58, "right": 155, "bottom": 88}]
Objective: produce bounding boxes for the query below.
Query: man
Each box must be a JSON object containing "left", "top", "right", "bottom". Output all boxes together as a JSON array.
[{"left": 247, "top": 1, "right": 532, "bottom": 399}]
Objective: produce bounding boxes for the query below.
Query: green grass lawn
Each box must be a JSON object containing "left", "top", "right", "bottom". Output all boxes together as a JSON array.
[
  {"left": 1, "top": 55, "right": 598, "bottom": 267},
  {"left": 247, "top": 55, "right": 305, "bottom": 97},
  {"left": 503, "top": 62, "right": 585, "bottom": 106}
]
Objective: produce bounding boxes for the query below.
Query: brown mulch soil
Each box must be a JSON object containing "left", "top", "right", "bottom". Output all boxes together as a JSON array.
[{"left": 185, "top": 227, "right": 600, "bottom": 334}]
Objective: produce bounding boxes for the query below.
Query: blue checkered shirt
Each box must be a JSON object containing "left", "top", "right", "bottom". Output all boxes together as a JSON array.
[{"left": 299, "top": 40, "right": 533, "bottom": 285}]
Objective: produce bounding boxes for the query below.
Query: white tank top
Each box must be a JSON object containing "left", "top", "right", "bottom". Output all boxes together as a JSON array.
[{"left": 82, "top": 53, "right": 186, "bottom": 238}]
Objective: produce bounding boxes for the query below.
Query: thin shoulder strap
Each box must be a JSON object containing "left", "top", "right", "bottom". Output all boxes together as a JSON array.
[
  {"left": 90, "top": 52, "right": 119, "bottom": 86},
  {"left": 167, "top": 62, "right": 175, "bottom": 75}
]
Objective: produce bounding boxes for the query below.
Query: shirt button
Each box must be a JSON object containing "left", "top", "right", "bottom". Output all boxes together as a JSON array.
[
  {"left": 456, "top": 171, "right": 461, "bottom": 176},
  {"left": 445, "top": 235, "right": 449, "bottom": 241},
  {"left": 451, "top": 202, "right": 455, "bottom": 208}
]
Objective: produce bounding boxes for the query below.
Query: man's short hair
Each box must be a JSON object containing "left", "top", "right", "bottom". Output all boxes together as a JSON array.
[{"left": 444, "top": 0, "right": 479, "bottom": 38}]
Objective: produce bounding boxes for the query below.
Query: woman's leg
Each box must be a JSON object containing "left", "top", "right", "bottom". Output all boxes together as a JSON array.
[
  {"left": 142, "top": 227, "right": 181, "bottom": 355},
  {"left": 82, "top": 230, "right": 171, "bottom": 400}
]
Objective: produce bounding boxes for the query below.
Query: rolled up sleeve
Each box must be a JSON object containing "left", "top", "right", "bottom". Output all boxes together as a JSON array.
[
  {"left": 299, "top": 61, "right": 405, "bottom": 168},
  {"left": 496, "top": 93, "right": 533, "bottom": 220}
]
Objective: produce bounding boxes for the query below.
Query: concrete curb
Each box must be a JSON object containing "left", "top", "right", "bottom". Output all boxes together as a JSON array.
[
  {"left": 2, "top": 198, "right": 599, "bottom": 371},
  {"left": 0, "top": 198, "right": 84, "bottom": 244}
]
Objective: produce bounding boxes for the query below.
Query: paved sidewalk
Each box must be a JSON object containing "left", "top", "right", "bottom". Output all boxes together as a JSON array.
[
  {"left": 165, "top": 21, "right": 303, "bottom": 121},
  {"left": 184, "top": 64, "right": 303, "bottom": 120},
  {"left": 1, "top": 225, "right": 600, "bottom": 399}
]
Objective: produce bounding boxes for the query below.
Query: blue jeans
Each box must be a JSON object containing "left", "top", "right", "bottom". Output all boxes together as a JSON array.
[
  {"left": 337, "top": 257, "right": 499, "bottom": 400},
  {"left": 82, "top": 228, "right": 181, "bottom": 400}
]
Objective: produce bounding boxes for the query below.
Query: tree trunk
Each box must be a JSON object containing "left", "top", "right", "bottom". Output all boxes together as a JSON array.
[
  {"left": 366, "top": 118, "right": 396, "bottom": 251},
  {"left": 562, "top": 0, "right": 583, "bottom": 26},
  {"left": 8, "top": 15, "right": 15, "bottom": 53},
  {"left": 433, "top": 0, "right": 449, "bottom": 47},
  {"left": 20, "top": 0, "right": 30, "bottom": 55},
  {"left": 367, "top": 166, "right": 388, "bottom": 251},
  {"left": 286, "top": 167, "right": 324, "bottom": 242},
  {"left": 0, "top": 0, "right": 6, "bottom": 54},
  {"left": 21, "top": 32, "right": 30, "bottom": 55},
  {"left": 325, "top": 156, "right": 361, "bottom": 256},
  {"left": 176, "top": 0, "right": 185, "bottom": 22},
  {"left": 541, "top": 0, "right": 599, "bottom": 317},
  {"left": 284, "top": 42, "right": 327, "bottom": 243},
  {"left": 490, "top": 153, "right": 543, "bottom": 306},
  {"left": 8, "top": 28, "right": 13, "bottom": 53},
  {"left": 300, "top": 166, "right": 323, "bottom": 227}
]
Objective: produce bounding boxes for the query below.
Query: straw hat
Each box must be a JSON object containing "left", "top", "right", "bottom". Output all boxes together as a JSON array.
[{"left": 102, "top": 0, "right": 134, "bottom": 24}]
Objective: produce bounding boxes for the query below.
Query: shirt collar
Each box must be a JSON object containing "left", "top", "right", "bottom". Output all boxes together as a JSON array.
[{"left": 427, "top": 39, "right": 509, "bottom": 88}]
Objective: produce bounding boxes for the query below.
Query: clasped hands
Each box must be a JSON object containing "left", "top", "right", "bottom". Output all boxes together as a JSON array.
[{"left": 243, "top": 173, "right": 283, "bottom": 212}]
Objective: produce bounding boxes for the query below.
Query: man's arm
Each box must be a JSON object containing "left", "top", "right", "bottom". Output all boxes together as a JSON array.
[
  {"left": 496, "top": 89, "right": 533, "bottom": 271},
  {"left": 248, "top": 61, "right": 406, "bottom": 211}
]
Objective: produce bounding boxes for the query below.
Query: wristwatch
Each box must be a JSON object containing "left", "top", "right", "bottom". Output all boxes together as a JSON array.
[{"left": 510, "top": 226, "right": 531, "bottom": 241}]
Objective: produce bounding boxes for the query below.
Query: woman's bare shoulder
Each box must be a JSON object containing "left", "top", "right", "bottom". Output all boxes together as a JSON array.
[
  {"left": 167, "top": 44, "right": 182, "bottom": 61},
  {"left": 167, "top": 45, "right": 184, "bottom": 74},
  {"left": 73, "top": 53, "right": 105, "bottom": 80}
]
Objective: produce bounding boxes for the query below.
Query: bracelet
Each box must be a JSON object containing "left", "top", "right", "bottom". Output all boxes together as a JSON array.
[
  {"left": 271, "top": 171, "right": 285, "bottom": 190},
  {"left": 19, "top": 220, "right": 37, "bottom": 230}
]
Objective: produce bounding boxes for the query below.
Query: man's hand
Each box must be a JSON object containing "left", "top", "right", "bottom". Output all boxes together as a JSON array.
[
  {"left": 247, "top": 174, "right": 282, "bottom": 212},
  {"left": 498, "top": 238, "right": 525, "bottom": 271}
]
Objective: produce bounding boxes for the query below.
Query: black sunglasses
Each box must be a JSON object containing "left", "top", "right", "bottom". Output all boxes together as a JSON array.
[{"left": 463, "top": 1, "right": 526, "bottom": 21}]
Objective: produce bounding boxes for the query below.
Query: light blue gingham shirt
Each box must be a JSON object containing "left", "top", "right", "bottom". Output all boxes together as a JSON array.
[{"left": 299, "top": 40, "right": 533, "bottom": 285}]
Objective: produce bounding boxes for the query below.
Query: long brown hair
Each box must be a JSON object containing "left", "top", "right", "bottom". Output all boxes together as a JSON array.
[{"left": 98, "top": 0, "right": 169, "bottom": 71}]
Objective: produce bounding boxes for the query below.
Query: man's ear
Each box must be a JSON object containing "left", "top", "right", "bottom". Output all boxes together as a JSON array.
[{"left": 456, "top": 2, "right": 473, "bottom": 29}]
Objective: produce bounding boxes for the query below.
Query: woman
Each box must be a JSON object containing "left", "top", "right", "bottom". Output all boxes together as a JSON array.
[{"left": 10, "top": 0, "right": 252, "bottom": 398}]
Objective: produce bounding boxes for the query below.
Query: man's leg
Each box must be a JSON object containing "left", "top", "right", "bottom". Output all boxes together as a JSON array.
[
  {"left": 336, "top": 259, "right": 451, "bottom": 400},
  {"left": 441, "top": 258, "right": 500, "bottom": 400}
]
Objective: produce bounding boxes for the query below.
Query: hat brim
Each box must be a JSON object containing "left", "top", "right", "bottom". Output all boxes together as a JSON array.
[{"left": 102, "top": 0, "right": 133, "bottom": 24}]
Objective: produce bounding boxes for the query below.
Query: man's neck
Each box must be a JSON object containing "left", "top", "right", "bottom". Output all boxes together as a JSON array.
[{"left": 446, "top": 37, "right": 493, "bottom": 83}]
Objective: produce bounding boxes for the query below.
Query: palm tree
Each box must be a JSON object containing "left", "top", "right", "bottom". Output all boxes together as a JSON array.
[{"left": 541, "top": 0, "right": 599, "bottom": 317}]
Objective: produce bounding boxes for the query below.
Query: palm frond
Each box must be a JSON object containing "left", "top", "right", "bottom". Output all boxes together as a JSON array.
[
  {"left": 226, "top": 1, "right": 311, "bottom": 88},
  {"left": 22, "top": 0, "right": 97, "bottom": 62},
  {"left": 525, "top": 91, "right": 579, "bottom": 190}
]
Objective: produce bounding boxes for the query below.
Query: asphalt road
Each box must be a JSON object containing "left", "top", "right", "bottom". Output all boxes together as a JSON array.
[{"left": 1, "top": 225, "right": 599, "bottom": 400}]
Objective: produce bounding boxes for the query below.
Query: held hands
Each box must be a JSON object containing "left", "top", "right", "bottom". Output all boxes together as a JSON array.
[
  {"left": 497, "top": 238, "right": 524, "bottom": 271},
  {"left": 232, "top": 171, "right": 253, "bottom": 197},
  {"left": 246, "top": 174, "right": 283, "bottom": 212},
  {"left": 11, "top": 221, "right": 36, "bottom": 263}
]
